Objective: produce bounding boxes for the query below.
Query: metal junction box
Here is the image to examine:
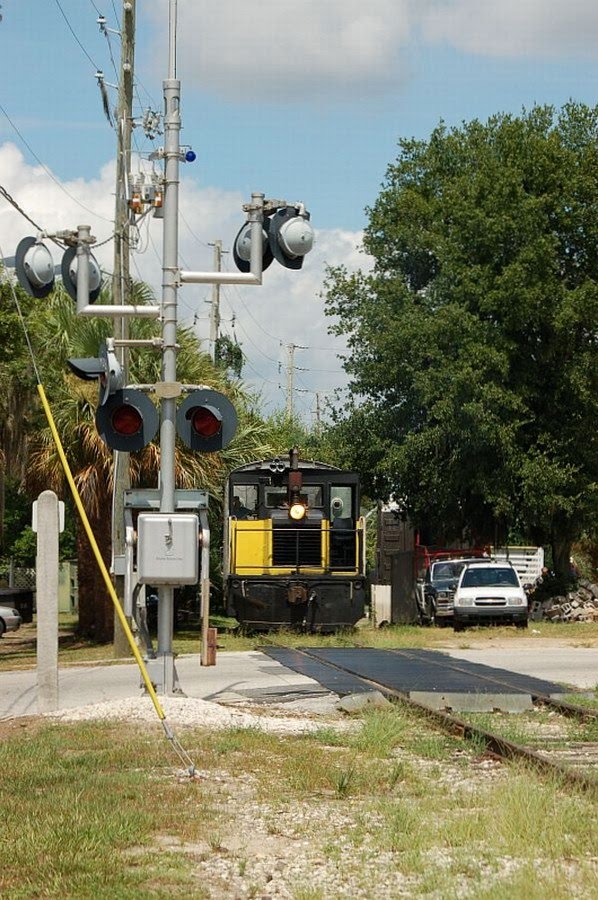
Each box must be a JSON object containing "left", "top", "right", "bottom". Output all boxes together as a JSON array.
[{"left": 137, "top": 513, "right": 199, "bottom": 584}]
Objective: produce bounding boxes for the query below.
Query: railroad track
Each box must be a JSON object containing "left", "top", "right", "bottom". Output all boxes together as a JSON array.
[{"left": 275, "top": 645, "right": 598, "bottom": 798}]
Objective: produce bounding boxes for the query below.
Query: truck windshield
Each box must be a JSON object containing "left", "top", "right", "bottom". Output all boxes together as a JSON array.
[
  {"left": 433, "top": 562, "right": 463, "bottom": 580},
  {"left": 462, "top": 567, "right": 519, "bottom": 588}
]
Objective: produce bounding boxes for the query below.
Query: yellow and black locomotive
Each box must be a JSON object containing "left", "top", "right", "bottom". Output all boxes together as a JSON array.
[{"left": 223, "top": 451, "right": 367, "bottom": 631}]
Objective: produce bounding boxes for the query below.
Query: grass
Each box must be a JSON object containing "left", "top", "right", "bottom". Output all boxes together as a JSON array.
[
  {"left": 0, "top": 707, "right": 597, "bottom": 898},
  {"left": 2, "top": 615, "right": 597, "bottom": 672}
]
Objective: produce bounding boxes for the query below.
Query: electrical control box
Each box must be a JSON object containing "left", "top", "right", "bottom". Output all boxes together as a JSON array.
[{"left": 137, "top": 513, "right": 199, "bottom": 584}]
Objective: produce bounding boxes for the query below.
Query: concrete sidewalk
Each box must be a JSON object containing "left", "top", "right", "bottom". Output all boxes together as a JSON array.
[{"left": 0, "top": 651, "right": 334, "bottom": 719}]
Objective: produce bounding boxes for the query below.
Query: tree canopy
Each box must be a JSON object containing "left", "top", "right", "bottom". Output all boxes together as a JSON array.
[{"left": 324, "top": 103, "right": 598, "bottom": 574}]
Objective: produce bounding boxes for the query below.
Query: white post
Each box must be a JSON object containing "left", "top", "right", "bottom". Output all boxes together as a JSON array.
[{"left": 35, "top": 491, "right": 60, "bottom": 712}]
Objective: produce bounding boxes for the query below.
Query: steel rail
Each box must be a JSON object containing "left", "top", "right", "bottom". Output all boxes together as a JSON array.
[{"left": 283, "top": 645, "right": 598, "bottom": 799}]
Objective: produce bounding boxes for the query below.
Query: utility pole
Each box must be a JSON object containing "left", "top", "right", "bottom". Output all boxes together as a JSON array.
[
  {"left": 285, "top": 343, "right": 308, "bottom": 420},
  {"left": 208, "top": 240, "right": 227, "bottom": 362},
  {"left": 285, "top": 343, "right": 296, "bottom": 419},
  {"left": 314, "top": 392, "right": 322, "bottom": 429},
  {"left": 112, "top": 0, "right": 136, "bottom": 658},
  {"left": 112, "top": 0, "right": 134, "bottom": 311}
]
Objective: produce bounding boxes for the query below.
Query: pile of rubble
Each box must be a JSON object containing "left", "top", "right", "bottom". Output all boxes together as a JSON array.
[{"left": 530, "top": 580, "right": 598, "bottom": 622}]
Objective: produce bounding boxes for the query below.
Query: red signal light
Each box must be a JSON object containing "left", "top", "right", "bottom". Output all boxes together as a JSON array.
[
  {"left": 96, "top": 389, "right": 158, "bottom": 451},
  {"left": 112, "top": 404, "right": 143, "bottom": 436},
  {"left": 177, "top": 390, "right": 237, "bottom": 452},
  {"left": 190, "top": 407, "right": 221, "bottom": 438}
]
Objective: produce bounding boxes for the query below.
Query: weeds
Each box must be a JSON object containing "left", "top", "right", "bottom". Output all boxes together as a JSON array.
[
  {"left": 330, "top": 766, "right": 355, "bottom": 796},
  {"left": 0, "top": 717, "right": 596, "bottom": 898},
  {"left": 349, "top": 707, "right": 407, "bottom": 757}
]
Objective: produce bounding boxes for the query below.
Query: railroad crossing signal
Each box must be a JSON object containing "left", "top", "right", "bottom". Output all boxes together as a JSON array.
[
  {"left": 14, "top": 237, "right": 55, "bottom": 298},
  {"left": 68, "top": 349, "right": 237, "bottom": 453},
  {"left": 68, "top": 340, "right": 159, "bottom": 451},
  {"left": 61, "top": 246, "right": 102, "bottom": 303}
]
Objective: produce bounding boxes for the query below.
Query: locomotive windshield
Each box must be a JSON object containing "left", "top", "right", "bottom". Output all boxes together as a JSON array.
[{"left": 265, "top": 485, "right": 323, "bottom": 508}]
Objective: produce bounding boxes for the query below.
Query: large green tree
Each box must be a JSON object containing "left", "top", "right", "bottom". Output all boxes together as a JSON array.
[
  {"left": 0, "top": 278, "right": 38, "bottom": 554},
  {"left": 325, "top": 103, "right": 598, "bottom": 575}
]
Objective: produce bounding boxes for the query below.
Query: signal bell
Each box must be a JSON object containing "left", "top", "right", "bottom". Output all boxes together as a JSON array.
[
  {"left": 233, "top": 219, "right": 274, "bottom": 273},
  {"left": 15, "top": 237, "right": 55, "bottom": 298},
  {"left": 177, "top": 389, "right": 237, "bottom": 452},
  {"left": 268, "top": 206, "right": 314, "bottom": 269},
  {"left": 61, "top": 247, "right": 102, "bottom": 303}
]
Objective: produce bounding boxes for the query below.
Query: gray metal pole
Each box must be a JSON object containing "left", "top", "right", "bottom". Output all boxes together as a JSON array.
[{"left": 155, "top": 0, "right": 181, "bottom": 693}]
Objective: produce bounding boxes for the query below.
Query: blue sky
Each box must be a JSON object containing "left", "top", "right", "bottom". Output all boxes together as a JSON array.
[{"left": 1, "top": 1, "right": 597, "bottom": 419}]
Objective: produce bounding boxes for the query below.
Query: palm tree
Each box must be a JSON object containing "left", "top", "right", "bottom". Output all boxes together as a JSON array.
[{"left": 27, "top": 284, "right": 273, "bottom": 641}]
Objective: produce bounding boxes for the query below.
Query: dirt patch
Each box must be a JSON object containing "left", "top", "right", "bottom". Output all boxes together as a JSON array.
[
  {"left": 0, "top": 714, "right": 44, "bottom": 741},
  {"left": 435, "top": 634, "right": 598, "bottom": 650}
]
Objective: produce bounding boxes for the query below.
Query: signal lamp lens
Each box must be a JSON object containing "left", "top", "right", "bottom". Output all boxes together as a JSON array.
[
  {"left": 112, "top": 404, "right": 143, "bottom": 436},
  {"left": 289, "top": 502, "right": 307, "bottom": 521},
  {"left": 191, "top": 407, "right": 221, "bottom": 437}
]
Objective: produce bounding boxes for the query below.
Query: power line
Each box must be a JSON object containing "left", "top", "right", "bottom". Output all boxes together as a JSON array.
[
  {"left": 0, "top": 183, "right": 52, "bottom": 237},
  {"left": 52, "top": 0, "right": 100, "bottom": 70},
  {"left": 0, "top": 101, "right": 114, "bottom": 223}
]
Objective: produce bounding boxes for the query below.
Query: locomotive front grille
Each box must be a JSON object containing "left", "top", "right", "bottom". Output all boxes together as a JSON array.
[{"left": 272, "top": 522, "right": 321, "bottom": 568}]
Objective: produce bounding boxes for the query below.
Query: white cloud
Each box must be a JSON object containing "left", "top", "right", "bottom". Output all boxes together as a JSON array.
[
  {"left": 142, "top": 0, "right": 598, "bottom": 105},
  {"left": 144, "top": 0, "right": 412, "bottom": 102},
  {"left": 420, "top": 0, "right": 598, "bottom": 60},
  {"left": 0, "top": 143, "right": 371, "bottom": 418},
  {"left": 0, "top": 143, "right": 116, "bottom": 269}
]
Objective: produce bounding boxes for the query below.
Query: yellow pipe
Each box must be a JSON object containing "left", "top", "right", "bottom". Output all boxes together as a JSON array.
[{"left": 37, "top": 383, "right": 166, "bottom": 721}]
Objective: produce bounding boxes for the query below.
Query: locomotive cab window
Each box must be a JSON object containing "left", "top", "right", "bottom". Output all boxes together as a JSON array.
[
  {"left": 231, "top": 486, "right": 257, "bottom": 519},
  {"left": 330, "top": 486, "right": 354, "bottom": 522},
  {"left": 330, "top": 485, "right": 356, "bottom": 569}
]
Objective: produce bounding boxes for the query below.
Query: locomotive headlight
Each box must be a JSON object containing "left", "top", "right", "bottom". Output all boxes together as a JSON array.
[{"left": 289, "top": 502, "right": 307, "bottom": 521}]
